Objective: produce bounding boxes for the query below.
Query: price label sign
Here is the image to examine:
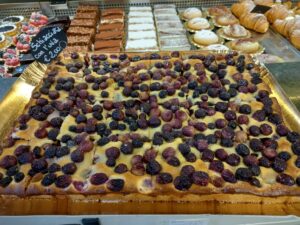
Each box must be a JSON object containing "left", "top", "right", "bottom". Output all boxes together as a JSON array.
[
  {"left": 251, "top": 5, "right": 271, "bottom": 14},
  {"left": 30, "top": 25, "right": 67, "bottom": 64}
]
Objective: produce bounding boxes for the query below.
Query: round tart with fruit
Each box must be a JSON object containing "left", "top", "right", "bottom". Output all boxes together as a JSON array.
[
  {"left": 3, "top": 48, "right": 20, "bottom": 68},
  {"left": 13, "top": 33, "right": 31, "bottom": 52},
  {"left": 29, "top": 12, "right": 48, "bottom": 27},
  {"left": 22, "top": 22, "right": 41, "bottom": 36}
]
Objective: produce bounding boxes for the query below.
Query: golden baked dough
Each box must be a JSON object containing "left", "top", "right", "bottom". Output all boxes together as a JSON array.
[
  {"left": 290, "top": 29, "right": 300, "bottom": 49},
  {"left": 0, "top": 51, "right": 300, "bottom": 199},
  {"left": 208, "top": 5, "right": 231, "bottom": 17},
  {"left": 187, "top": 18, "right": 210, "bottom": 30},
  {"left": 231, "top": 38, "right": 260, "bottom": 53},
  {"left": 231, "top": 0, "right": 256, "bottom": 18},
  {"left": 240, "top": 13, "right": 269, "bottom": 33},
  {"left": 223, "top": 24, "right": 249, "bottom": 38},
  {"left": 183, "top": 8, "right": 202, "bottom": 20},
  {"left": 215, "top": 14, "right": 239, "bottom": 26},
  {"left": 266, "top": 4, "right": 294, "bottom": 24}
]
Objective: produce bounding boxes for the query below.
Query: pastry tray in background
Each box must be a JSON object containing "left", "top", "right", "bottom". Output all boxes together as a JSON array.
[
  {"left": 178, "top": 7, "right": 300, "bottom": 62},
  {"left": 0, "top": 51, "right": 300, "bottom": 215}
]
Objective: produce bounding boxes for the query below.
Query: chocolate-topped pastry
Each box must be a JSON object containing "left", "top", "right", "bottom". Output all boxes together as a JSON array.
[
  {"left": 76, "top": 4, "right": 100, "bottom": 15},
  {"left": 95, "top": 7, "right": 124, "bottom": 52},
  {"left": 70, "top": 19, "right": 96, "bottom": 28},
  {"left": 75, "top": 12, "right": 98, "bottom": 21},
  {"left": 68, "top": 35, "right": 92, "bottom": 49},
  {"left": 1, "top": 51, "right": 300, "bottom": 199}
]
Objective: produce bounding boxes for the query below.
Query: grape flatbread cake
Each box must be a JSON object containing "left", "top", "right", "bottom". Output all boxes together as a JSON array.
[{"left": 0, "top": 51, "right": 300, "bottom": 197}]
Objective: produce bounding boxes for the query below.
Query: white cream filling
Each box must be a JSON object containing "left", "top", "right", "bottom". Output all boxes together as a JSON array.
[
  {"left": 126, "top": 39, "right": 158, "bottom": 49},
  {"left": 128, "top": 30, "right": 157, "bottom": 40}
]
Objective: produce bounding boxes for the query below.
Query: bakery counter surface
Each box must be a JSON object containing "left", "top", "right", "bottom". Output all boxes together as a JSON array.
[
  {"left": 1, "top": 194, "right": 300, "bottom": 215},
  {"left": 0, "top": 77, "right": 17, "bottom": 101},
  {"left": 266, "top": 62, "right": 300, "bottom": 111},
  {"left": 252, "top": 29, "right": 300, "bottom": 63}
]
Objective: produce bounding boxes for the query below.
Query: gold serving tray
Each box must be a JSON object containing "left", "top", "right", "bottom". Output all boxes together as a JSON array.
[
  {"left": 0, "top": 35, "right": 13, "bottom": 50},
  {"left": 0, "top": 51, "right": 300, "bottom": 216},
  {"left": 0, "top": 61, "right": 47, "bottom": 141}
]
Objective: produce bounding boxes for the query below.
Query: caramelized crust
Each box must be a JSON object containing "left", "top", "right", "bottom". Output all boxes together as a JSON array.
[{"left": 0, "top": 52, "right": 300, "bottom": 200}]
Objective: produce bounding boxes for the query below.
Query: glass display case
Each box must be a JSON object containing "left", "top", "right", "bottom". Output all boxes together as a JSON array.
[{"left": 0, "top": 1, "right": 300, "bottom": 224}]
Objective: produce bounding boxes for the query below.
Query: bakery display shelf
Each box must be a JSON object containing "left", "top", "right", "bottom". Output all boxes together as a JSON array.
[
  {"left": 0, "top": 51, "right": 300, "bottom": 215},
  {"left": 266, "top": 62, "right": 300, "bottom": 112},
  {"left": 251, "top": 28, "right": 300, "bottom": 63},
  {"left": 179, "top": 7, "right": 300, "bottom": 62},
  {"left": 0, "top": 0, "right": 299, "bottom": 219},
  {"left": 0, "top": 1, "right": 298, "bottom": 62}
]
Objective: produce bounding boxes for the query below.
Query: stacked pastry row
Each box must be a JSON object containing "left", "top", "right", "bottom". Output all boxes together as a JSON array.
[
  {"left": 181, "top": 7, "right": 224, "bottom": 50},
  {"left": 66, "top": 5, "right": 100, "bottom": 52},
  {"left": 126, "top": 7, "right": 158, "bottom": 51},
  {"left": 95, "top": 8, "right": 124, "bottom": 52},
  {"left": 153, "top": 4, "right": 190, "bottom": 51}
]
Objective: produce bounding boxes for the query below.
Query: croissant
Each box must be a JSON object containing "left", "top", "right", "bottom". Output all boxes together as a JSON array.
[
  {"left": 253, "top": 0, "right": 274, "bottom": 7},
  {"left": 240, "top": 13, "right": 269, "bottom": 33},
  {"left": 283, "top": 1, "right": 293, "bottom": 9},
  {"left": 290, "top": 29, "right": 300, "bottom": 49},
  {"left": 231, "top": 0, "right": 255, "bottom": 18},
  {"left": 273, "top": 17, "right": 300, "bottom": 49},
  {"left": 266, "top": 5, "right": 293, "bottom": 24},
  {"left": 273, "top": 18, "right": 295, "bottom": 37},
  {"left": 273, "top": 17, "right": 300, "bottom": 37},
  {"left": 290, "top": 19, "right": 300, "bottom": 35}
]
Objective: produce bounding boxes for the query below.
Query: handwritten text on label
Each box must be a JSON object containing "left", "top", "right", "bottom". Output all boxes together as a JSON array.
[{"left": 30, "top": 25, "right": 67, "bottom": 64}]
